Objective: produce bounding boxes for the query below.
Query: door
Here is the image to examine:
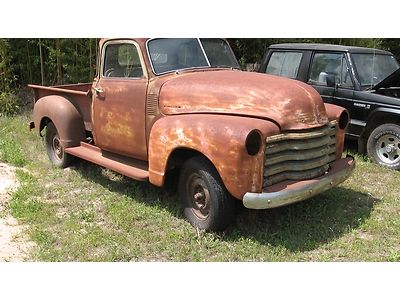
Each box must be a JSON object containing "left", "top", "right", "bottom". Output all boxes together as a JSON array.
[
  {"left": 92, "top": 40, "right": 148, "bottom": 160},
  {"left": 308, "top": 51, "right": 367, "bottom": 136},
  {"left": 308, "top": 52, "right": 345, "bottom": 103}
]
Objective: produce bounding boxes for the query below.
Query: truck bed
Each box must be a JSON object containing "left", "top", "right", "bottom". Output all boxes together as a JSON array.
[{"left": 29, "top": 83, "right": 93, "bottom": 131}]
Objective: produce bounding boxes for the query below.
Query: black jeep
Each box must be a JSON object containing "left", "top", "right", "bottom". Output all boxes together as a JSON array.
[{"left": 259, "top": 43, "right": 400, "bottom": 170}]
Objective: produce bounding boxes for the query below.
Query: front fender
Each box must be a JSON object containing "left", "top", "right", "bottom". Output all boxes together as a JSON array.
[
  {"left": 148, "top": 114, "right": 279, "bottom": 199},
  {"left": 324, "top": 103, "right": 349, "bottom": 159},
  {"left": 33, "top": 95, "right": 85, "bottom": 148}
]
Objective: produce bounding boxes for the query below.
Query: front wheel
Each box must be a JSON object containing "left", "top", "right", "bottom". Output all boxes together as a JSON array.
[
  {"left": 45, "top": 122, "right": 75, "bottom": 168},
  {"left": 367, "top": 123, "right": 400, "bottom": 170},
  {"left": 178, "top": 156, "right": 236, "bottom": 232}
]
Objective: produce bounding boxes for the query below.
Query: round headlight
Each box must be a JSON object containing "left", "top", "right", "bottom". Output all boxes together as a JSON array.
[
  {"left": 339, "top": 110, "right": 350, "bottom": 130},
  {"left": 245, "top": 130, "right": 262, "bottom": 156}
]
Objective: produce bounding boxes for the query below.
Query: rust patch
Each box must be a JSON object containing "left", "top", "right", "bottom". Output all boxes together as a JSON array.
[{"left": 158, "top": 70, "right": 329, "bottom": 131}]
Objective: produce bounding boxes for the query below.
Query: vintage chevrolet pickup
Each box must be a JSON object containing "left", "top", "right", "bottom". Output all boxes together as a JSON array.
[{"left": 29, "top": 38, "right": 355, "bottom": 231}]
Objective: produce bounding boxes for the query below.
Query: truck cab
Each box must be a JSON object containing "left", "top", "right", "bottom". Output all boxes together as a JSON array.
[{"left": 30, "top": 38, "right": 355, "bottom": 231}]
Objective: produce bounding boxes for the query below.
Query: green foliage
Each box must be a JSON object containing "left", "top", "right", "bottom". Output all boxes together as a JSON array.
[
  {"left": 0, "top": 92, "right": 21, "bottom": 116},
  {"left": 0, "top": 137, "right": 27, "bottom": 166},
  {"left": 0, "top": 37, "right": 399, "bottom": 94},
  {"left": 0, "top": 38, "right": 98, "bottom": 93},
  {"left": 0, "top": 39, "right": 16, "bottom": 92}
]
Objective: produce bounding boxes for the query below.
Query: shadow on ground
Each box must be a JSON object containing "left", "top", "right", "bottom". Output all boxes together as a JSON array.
[
  {"left": 226, "top": 187, "right": 378, "bottom": 252},
  {"left": 73, "top": 158, "right": 378, "bottom": 253}
]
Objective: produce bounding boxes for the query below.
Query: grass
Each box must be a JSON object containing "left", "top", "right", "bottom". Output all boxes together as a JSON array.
[{"left": 1, "top": 111, "right": 400, "bottom": 261}]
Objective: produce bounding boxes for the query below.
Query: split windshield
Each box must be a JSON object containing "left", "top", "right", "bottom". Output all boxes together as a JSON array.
[
  {"left": 352, "top": 53, "right": 399, "bottom": 88},
  {"left": 147, "top": 38, "right": 240, "bottom": 74}
]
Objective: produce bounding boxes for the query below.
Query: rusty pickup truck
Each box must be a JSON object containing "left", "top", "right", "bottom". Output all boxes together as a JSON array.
[{"left": 29, "top": 38, "right": 355, "bottom": 231}]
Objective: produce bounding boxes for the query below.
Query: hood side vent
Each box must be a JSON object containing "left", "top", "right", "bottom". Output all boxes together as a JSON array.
[{"left": 146, "top": 93, "right": 159, "bottom": 116}]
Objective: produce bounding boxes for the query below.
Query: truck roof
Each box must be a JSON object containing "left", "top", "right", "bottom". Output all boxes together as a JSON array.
[{"left": 268, "top": 43, "right": 393, "bottom": 55}]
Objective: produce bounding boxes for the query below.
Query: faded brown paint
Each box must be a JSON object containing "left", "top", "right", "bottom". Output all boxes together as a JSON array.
[
  {"left": 33, "top": 95, "right": 86, "bottom": 148},
  {"left": 92, "top": 78, "right": 148, "bottom": 160},
  {"left": 30, "top": 38, "right": 353, "bottom": 204},
  {"left": 29, "top": 83, "right": 93, "bottom": 131},
  {"left": 148, "top": 114, "right": 280, "bottom": 199},
  {"left": 159, "top": 70, "right": 329, "bottom": 131},
  {"left": 324, "top": 103, "right": 349, "bottom": 159}
]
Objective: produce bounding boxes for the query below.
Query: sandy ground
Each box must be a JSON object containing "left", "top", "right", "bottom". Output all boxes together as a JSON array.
[{"left": 0, "top": 163, "right": 35, "bottom": 262}]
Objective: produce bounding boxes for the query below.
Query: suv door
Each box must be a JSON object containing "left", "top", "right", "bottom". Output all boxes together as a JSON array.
[
  {"left": 308, "top": 52, "right": 367, "bottom": 135},
  {"left": 93, "top": 40, "right": 148, "bottom": 160}
]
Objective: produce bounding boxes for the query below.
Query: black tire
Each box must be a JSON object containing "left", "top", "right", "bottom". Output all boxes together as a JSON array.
[
  {"left": 178, "top": 156, "right": 236, "bottom": 232},
  {"left": 367, "top": 123, "right": 400, "bottom": 170},
  {"left": 45, "top": 122, "right": 75, "bottom": 168}
]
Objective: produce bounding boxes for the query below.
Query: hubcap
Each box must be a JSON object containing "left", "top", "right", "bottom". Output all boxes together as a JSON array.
[
  {"left": 376, "top": 134, "right": 400, "bottom": 165},
  {"left": 52, "top": 135, "right": 63, "bottom": 161},
  {"left": 187, "top": 174, "right": 210, "bottom": 219}
]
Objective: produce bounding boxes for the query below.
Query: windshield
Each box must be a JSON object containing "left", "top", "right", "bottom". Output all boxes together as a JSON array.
[
  {"left": 352, "top": 53, "right": 399, "bottom": 88},
  {"left": 147, "top": 38, "right": 240, "bottom": 74}
]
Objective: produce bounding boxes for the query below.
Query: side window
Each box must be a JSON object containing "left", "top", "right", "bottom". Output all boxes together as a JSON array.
[
  {"left": 103, "top": 43, "right": 143, "bottom": 78},
  {"left": 265, "top": 51, "right": 303, "bottom": 79},
  {"left": 309, "top": 52, "right": 353, "bottom": 88}
]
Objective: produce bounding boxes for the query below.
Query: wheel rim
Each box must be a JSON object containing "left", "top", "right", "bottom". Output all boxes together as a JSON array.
[
  {"left": 375, "top": 133, "right": 400, "bottom": 165},
  {"left": 52, "top": 135, "right": 64, "bottom": 161},
  {"left": 187, "top": 173, "right": 210, "bottom": 220}
]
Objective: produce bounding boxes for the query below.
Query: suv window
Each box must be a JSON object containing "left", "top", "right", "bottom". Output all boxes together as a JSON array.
[
  {"left": 103, "top": 43, "right": 143, "bottom": 78},
  {"left": 265, "top": 51, "right": 303, "bottom": 79},
  {"left": 309, "top": 52, "right": 353, "bottom": 88}
]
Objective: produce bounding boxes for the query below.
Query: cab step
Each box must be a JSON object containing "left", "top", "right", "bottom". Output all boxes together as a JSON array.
[{"left": 65, "top": 142, "right": 149, "bottom": 181}]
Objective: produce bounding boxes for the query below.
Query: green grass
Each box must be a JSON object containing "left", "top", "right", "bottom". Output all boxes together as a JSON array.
[{"left": 1, "top": 112, "right": 400, "bottom": 261}]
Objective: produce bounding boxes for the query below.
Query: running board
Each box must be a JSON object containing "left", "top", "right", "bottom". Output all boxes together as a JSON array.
[{"left": 65, "top": 142, "right": 149, "bottom": 181}]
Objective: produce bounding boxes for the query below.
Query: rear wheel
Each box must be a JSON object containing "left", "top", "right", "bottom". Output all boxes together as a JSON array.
[
  {"left": 367, "top": 123, "right": 400, "bottom": 170},
  {"left": 45, "top": 122, "right": 75, "bottom": 168},
  {"left": 178, "top": 156, "right": 235, "bottom": 232}
]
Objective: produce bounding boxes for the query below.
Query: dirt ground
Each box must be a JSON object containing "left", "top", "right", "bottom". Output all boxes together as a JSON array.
[{"left": 0, "top": 163, "right": 35, "bottom": 262}]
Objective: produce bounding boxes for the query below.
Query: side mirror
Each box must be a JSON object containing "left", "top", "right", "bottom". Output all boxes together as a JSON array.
[{"left": 326, "top": 74, "right": 336, "bottom": 88}]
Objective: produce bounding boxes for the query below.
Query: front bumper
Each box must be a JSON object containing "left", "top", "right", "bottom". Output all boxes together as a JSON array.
[{"left": 243, "top": 156, "right": 355, "bottom": 209}]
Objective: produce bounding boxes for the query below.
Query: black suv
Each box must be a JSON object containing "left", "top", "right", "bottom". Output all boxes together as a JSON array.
[{"left": 259, "top": 43, "right": 400, "bottom": 170}]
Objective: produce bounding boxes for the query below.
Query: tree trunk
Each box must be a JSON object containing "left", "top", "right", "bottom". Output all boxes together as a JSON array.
[
  {"left": 39, "top": 38, "right": 44, "bottom": 85},
  {"left": 26, "top": 40, "right": 32, "bottom": 83},
  {"left": 89, "top": 38, "right": 93, "bottom": 81},
  {"left": 56, "top": 38, "right": 62, "bottom": 85}
]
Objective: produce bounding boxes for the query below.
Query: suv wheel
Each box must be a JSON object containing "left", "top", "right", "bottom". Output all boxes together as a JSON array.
[{"left": 367, "top": 123, "right": 400, "bottom": 170}]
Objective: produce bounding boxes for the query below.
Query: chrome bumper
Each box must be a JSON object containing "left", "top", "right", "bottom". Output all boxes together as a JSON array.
[{"left": 243, "top": 156, "right": 355, "bottom": 209}]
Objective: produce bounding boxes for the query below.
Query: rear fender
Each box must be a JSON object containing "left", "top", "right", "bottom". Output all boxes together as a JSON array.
[{"left": 33, "top": 95, "right": 85, "bottom": 148}]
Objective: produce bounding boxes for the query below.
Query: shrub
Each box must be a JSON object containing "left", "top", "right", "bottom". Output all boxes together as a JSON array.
[{"left": 0, "top": 92, "right": 21, "bottom": 116}]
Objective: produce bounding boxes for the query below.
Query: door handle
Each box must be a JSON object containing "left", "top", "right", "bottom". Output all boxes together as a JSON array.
[{"left": 94, "top": 87, "right": 104, "bottom": 95}]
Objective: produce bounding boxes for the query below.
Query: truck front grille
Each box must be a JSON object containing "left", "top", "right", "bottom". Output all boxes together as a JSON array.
[{"left": 264, "top": 121, "right": 337, "bottom": 187}]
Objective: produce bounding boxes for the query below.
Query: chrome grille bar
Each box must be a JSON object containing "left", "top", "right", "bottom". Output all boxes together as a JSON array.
[{"left": 264, "top": 121, "right": 338, "bottom": 187}]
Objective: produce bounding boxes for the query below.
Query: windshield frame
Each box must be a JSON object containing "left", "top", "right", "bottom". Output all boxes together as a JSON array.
[
  {"left": 350, "top": 52, "right": 400, "bottom": 89},
  {"left": 146, "top": 38, "right": 239, "bottom": 75}
]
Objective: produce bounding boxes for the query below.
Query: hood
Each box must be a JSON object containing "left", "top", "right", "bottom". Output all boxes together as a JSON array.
[
  {"left": 159, "top": 70, "right": 328, "bottom": 131},
  {"left": 372, "top": 68, "right": 400, "bottom": 90}
]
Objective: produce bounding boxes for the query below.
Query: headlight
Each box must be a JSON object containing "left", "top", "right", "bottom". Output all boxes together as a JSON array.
[
  {"left": 339, "top": 110, "right": 349, "bottom": 130},
  {"left": 245, "top": 130, "right": 262, "bottom": 156}
]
